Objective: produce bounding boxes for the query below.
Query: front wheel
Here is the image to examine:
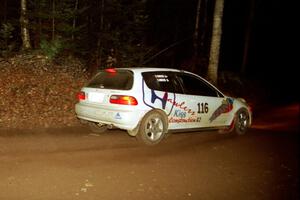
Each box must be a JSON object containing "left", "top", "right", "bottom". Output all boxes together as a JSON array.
[
  {"left": 234, "top": 108, "right": 250, "bottom": 135},
  {"left": 137, "top": 110, "right": 168, "bottom": 145}
]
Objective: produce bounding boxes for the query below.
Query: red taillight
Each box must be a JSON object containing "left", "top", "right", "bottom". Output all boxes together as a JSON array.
[
  {"left": 77, "top": 91, "right": 86, "bottom": 101},
  {"left": 109, "top": 95, "right": 138, "bottom": 106},
  {"left": 105, "top": 68, "right": 116, "bottom": 73}
]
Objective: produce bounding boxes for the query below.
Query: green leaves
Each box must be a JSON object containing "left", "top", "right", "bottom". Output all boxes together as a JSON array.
[
  {"left": 0, "top": 23, "right": 14, "bottom": 40},
  {"left": 40, "top": 38, "right": 64, "bottom": 60},
  {"left": 0, "top": 23, "right": 15, "bottom": 56}
]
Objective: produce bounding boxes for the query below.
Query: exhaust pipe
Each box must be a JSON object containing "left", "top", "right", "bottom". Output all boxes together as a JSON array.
[{"left": 107, "top": 124, "right": 114, "bottom": 129}]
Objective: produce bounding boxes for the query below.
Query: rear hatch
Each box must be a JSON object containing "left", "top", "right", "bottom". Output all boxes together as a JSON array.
[{"left": 78, "top": 69, "right": 136, "bottom": 106}]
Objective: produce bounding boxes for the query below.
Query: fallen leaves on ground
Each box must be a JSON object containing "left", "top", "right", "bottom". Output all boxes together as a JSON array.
[{"left": 0, "top": 53, "right": 89, "bottom": 129}]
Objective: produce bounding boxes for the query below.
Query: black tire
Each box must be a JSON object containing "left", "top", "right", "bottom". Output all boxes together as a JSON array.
[
  {"left": 88, "top": 122, "right": 108, "bottom": 133},
  {"left": 137, "top": 110, "right": 168, "bottom": 145},
  {"left": 234, "top": 108, "right": 250, "bottom": 135}
]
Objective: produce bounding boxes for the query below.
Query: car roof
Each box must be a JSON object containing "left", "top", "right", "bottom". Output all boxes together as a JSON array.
[
  {"left": 114, "top": 67, "right": 182, "bottom": 73},
  {"left": 101, "top": 67, "right": 226, "bottom": 97}
]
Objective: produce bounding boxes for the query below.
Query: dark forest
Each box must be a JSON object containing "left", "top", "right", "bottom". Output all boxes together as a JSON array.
[{"left": 0, "top": 0, "right": 297, "bottom": 102}]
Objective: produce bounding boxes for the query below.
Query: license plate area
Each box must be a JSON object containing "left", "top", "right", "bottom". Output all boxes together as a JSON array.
[{"left": 88, "top": 92, "right": 105, "bottom": 103}]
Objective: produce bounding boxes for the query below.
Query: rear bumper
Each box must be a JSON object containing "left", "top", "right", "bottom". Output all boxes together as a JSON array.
[{"left": 75, "top": 103, "right": 144, "bottom": 130}]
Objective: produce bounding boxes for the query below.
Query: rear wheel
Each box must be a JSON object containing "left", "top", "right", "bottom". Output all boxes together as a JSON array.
[
  {"left": 137, "top": 110, "right": 168, "bottom": 145},
  {"left": 234, "top": 108, "right": 250, "bottom": 135},
  {"left": 88, "top": 122, "right": 108, "bottom": 133}
]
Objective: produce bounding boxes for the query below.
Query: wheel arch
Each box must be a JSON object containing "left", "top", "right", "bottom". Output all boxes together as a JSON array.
[
  {"left": 151, "top": 108, "right": 169, "bottom": 133},
  {"left": 127, "top": 108, "right": 169, "bottom": 137}
]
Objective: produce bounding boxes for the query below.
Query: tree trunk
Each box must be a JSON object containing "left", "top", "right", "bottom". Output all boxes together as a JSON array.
[
  {"left": 33, "top": 0, "right": 41, "bottom": 48},
  {"left": 72, "top": 0, "right": 79, "bottom": 41},
  {"left": 52, "top": 0, "right": 55, "bottom": 40},
  {"left": 241, "top": 0, "right": 255, "bottom": 75},
  {"left": 207, "top": 0, "right": 224, "bottom": 85},
  {"left": 193, "top": 0, "right": 202, "bottom": 57},
  {"left": 38, "top": 0, "right": 42, "bottom": 45},
  {"left": 96, "top": 0, "right": 104, "bottom": 69},
  {"left": 200, "top": 0, "right": 208, "bottom": 48},
  {"left": 2, "top": 0, "right": 7, "bottom": 23},
  {"left": 20, "top": 0, "right": 31, "bottom": 50}
]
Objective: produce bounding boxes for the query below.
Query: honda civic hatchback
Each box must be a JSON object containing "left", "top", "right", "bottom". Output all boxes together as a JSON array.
[{"left": 75, "top": 68, "right": 252, "bottom": 145}]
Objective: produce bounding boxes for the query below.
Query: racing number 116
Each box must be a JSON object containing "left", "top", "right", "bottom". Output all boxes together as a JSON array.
[{"left": 197, "top": 102, "right": 209, "bottom": 114}]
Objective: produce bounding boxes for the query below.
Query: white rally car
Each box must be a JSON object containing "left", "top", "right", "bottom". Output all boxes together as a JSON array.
[{"left": 75, "top": 68, "right": 252, "bottom": 145}]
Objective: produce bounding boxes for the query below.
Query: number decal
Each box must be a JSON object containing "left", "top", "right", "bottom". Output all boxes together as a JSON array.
[{"left": 197, "top": 102, "right": 209, "bottom": 114}]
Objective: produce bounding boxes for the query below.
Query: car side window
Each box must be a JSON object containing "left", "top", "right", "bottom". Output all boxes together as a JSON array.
[
  {"left": 176, "top": 73, "right": 219, "bottom": 97},
  {"left": 142, "top": 72, "right": 183, "bottom": 93}
]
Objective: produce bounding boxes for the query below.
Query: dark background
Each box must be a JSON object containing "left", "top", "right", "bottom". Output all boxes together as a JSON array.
[
  {"left": 220, "top": 0, "right": 296, "bottom": 103},
  {"left": 0, "top": 0, "right": 297, "bottom": 104}
]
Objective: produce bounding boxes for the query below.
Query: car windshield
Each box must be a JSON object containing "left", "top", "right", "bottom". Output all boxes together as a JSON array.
[{"left": 87, "top": 69, "right": 133, "bottom": 90}]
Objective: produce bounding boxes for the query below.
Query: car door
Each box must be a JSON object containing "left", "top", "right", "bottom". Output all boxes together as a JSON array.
[
  {"left": 172, "top": 72, "right": 231, "bottom": 129},
  {"left": 141, "top": 71, "right": 180, "bottom": 117},
  {"left": 141, "top": 71, "right": 194, "bottom": 130}
]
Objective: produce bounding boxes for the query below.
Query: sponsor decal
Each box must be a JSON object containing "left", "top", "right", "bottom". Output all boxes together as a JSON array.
[
  {"left": 115, "top": 113, "right": 122, "bottom": 120},
  {"left": 151, "top": 90, "right": 168, "bottom": 109},
  {"left": 168, "top": 109, "right": 201, "bottom": 124},
  {"left": 174, "top": 109, "right": 186, "bottom": 118},
  {"left": 154, "top": 74, "right": 169, "bottom": 82},
  {"left": 209, "top": 98, "right": 234, "bottom": 122},
  {"left": 167, "top": 98, "right": 195, "bottom": 116},
  {"left": 142, "top": 79, "right": 175, "bottom": 116},
  {"left": 169, "top": 117, "right": 201, "bottom": 123}
]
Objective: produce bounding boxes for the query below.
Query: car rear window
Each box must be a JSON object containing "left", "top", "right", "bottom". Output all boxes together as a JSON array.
[{"left": 87, "top": 69, "right": 133, "bottom": 90}]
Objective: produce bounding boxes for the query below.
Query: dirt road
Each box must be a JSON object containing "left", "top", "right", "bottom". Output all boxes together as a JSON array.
[{"left": 0, "top": 104, "right": 299, "bottom": 200}]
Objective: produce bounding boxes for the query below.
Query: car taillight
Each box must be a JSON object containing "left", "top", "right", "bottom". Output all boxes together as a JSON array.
[
  {"left": 77, "top": 91, "right": 86, "bottom": 101},
  {"left": 109, "top": 95, "right": 138, "bottom": 106},
  {"left": 105, "top": 68, "right": 116, "bottom": 73}
]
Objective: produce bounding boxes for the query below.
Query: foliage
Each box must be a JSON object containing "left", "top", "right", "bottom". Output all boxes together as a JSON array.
[
  {"left": 88, "top": 0, "right": 149, "bottom": 68},
  {"left": 0, "top": 23, "right": 14, "bottom": 40},
  {"left": 0, "top": 0, "right": 206, "bottom": 68},
  {"left": 0, "top": 23, "right": 15, "bottom": 57},
  {"left": 0, "top": 52, "right": 88, "bottom": 129},
  {"left": 40, "top": 38, "right": 65, "bottom": 60},
  {"left": 28, "top": 0, "right": 88, "bottom": 52},
  {"left": 3, "top": 0, "right": 195, "bottom": 67}
]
